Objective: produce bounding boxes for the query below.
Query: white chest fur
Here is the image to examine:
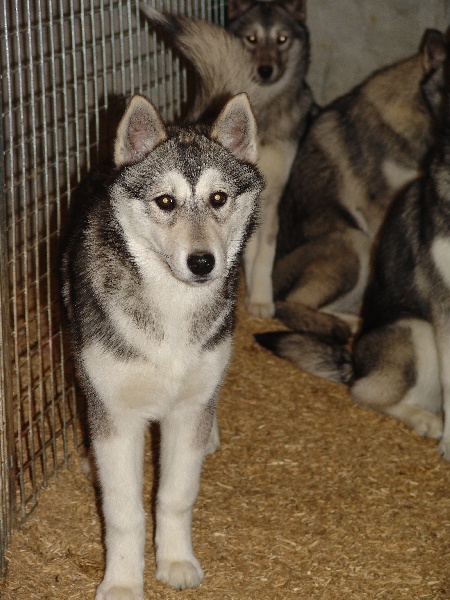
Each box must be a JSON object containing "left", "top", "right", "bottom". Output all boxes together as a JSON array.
[
  {"left": 431, "top": 237, "right": 450, "bottom": 290},
  {"left": 83, "top": 270, "right": 232, "bottom": 421}
]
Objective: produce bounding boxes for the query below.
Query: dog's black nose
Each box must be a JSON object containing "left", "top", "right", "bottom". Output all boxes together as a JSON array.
[
  {"left": 187, "top": 252, "right": 215, "bottom": 276},
  {"left": 258, "top": 65, "right": 273, "bottom": 80}
]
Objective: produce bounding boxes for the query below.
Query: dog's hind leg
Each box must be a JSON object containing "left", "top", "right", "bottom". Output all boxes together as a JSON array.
[
  {"left": 94, "top": 414, "right": 147, "bottom": 600},
  {"left": 273, "top": 230, "right": 367, "bottom": 340},
  {"left": 352, "top": 319, "right": 443, "bottom": 439}
]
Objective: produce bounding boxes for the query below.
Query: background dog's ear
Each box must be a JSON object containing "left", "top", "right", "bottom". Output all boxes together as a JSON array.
[
  {"left": 277, "top": 0, "right": 306, "bottom": 23},
  {"left": 227, "top": 0, "right": 254, "bottom": 22},
  {"left": 114, "top": 95, "right": 167, "bottom": 167},
  {"left": 211, "top": 93, "right": 258, "bottom": 164},
  {"left": 421, "top": 29, "right": 447, "bottom": 72}
]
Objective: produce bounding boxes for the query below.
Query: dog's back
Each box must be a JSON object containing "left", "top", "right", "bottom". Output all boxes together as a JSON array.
[{"left": 276, "top": 29, "right": 447, "bottom": 261}]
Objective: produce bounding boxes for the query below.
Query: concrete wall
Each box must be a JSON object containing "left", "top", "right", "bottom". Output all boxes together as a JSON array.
[{"left": 307, "top": 0, "right": 450, "bottom": 105}]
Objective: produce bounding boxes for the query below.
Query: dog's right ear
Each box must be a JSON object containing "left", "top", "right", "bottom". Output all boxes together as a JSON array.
[
  {"left": 228, "top": 0, "right": 253, "bottom": 21},
  {"left": 114, "top": 95, "right": 167, "bottom": 168},
  {"left": 211, "top": 93, "right": 258, "bottom": 164},
  {"left": 421, "top": 29, "right": 447, "bottom": 73},
  {"left": 278, "top": 0, "right": 307, "bottom": 23}
]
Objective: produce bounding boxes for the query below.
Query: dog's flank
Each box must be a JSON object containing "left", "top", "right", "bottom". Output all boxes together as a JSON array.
[
  {"left": 140, "top": 1, "right": 315, "bottom": 318},
  {"left": 256, "top": 29, "right": 447, "bottom": 376},
  {"left": 61, "top": 93, "right": 264, "bottom": 599}
]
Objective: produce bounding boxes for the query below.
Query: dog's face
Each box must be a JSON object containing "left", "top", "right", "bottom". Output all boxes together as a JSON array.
[
  {"left": 228, "top": 0, "right": 308, "bottom": 85},
  {"left": 111, "top": 95, "right": 264, "bottom": 286}
]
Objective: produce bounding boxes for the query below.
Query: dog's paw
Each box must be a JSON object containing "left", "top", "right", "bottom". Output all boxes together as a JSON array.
[
  {"left": 156, "top": 558, "right": 204, "bottom": 590},
  {"left": 438, "top": 436, "right": 450, "bottom": 460},
  {"left": 95, "top": 584, "right": 143, "bottom": 600},
  {"left": 246, "top": 299, "right": 275, "bottom": 319},
  {"left": 414, "top": 413, "right": 443, "bottom": 440}
]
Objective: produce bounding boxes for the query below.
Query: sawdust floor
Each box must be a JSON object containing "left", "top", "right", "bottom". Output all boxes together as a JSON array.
[{"left": 2, "top": 290, "right": 450, "bottom": 599}]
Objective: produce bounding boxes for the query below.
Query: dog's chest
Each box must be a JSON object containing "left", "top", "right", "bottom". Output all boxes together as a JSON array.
[
  {"left": 82, "top": 279, "right": 231, "bottom": 419},
  {"left": 83, "top": 337, "right": 228, "bottom": 420}
]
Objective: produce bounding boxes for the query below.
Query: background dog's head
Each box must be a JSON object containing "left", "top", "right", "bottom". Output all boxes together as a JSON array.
[{"left": 228, "top": 0, "right": 308, "bottom": 85}]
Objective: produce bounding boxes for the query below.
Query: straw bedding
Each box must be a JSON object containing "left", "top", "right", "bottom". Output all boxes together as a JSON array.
[{"left": 2, "top": 283, "right": 450, "bottom": 599}]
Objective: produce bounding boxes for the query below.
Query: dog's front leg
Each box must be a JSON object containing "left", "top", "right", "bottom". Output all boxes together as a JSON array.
[
  {"left": 155, "top": 404, "right": 208, "bottom": 590},
  {"left": 245, "top": 139, "right": 297, "bottom": 318},
  {"left": 94, "top": 415, "right": 146, "bottom": 600}
]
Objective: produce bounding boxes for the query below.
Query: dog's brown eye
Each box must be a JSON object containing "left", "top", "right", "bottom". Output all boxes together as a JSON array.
[
  {"left": 246, "top": 35, "right": 257, "bottom": 44},
  {"left": 210, "top": 191, "right": 228, "bottom": 208},
  {"left": 155, "top": 194, "right": 176, "bottom": 211},
  {"left": 277, "top": 35, "right": 287, "bottom": 44}
]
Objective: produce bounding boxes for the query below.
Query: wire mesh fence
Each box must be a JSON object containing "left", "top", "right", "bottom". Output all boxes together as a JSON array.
[{"left": 0, "top": 0, "right": 225, "bottom": 577}]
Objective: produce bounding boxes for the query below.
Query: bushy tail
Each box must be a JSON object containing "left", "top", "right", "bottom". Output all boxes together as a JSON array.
[
  {"left": 255, "top": 331, "right": 354, "bottom": 385},
  {"left": 140, "top": 4, "right": 256, "bottom": 119}
]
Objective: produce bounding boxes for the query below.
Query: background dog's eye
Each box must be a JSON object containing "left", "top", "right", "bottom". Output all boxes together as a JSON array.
[
  {"left": 155, "top": 194, "right": 176, "bottom": 211},
  {"left": 210, "top": 191, "right": 228, "bottom": 208},
  {"left": 277, "top": 35, "right": 288, "bottom": 44},
  {"left": 246, "top": 35, "right": 257, "bottom": 44}
]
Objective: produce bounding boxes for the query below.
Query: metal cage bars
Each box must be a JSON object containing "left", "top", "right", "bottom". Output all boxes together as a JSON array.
[{"left": 0, "top": 0, "right": 225, "bottom": 576}]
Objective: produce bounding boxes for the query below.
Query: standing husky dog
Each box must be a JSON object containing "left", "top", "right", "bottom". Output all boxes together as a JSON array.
[
  {"left": 61, "top": 93, "right": 264, "bottom": 599},
  {"left": 256, "top": 30, "right": 447, "bottom": 377},
  {"left": 349, "top": 97, "right": 450, "bottom": 457},
  {"left": 140, "top": 1, "right": 314, "bottom": 318}
]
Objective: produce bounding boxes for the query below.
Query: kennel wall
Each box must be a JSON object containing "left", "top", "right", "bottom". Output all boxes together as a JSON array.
[{"left": 0, "top": 0, "right": 225, "bottom": 576}]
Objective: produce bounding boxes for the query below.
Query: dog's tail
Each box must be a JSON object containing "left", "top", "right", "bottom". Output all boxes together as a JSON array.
[
  {"left": 255, "top": 330, "right": 354, "bottom": 385},
  {"left": 139, "top": 4, "right": 256, "bottom": 118}
]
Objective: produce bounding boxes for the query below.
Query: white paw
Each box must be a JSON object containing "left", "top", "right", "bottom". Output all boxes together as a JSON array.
[
  {"left": 245, "top": 298, "right": 275, "bottom": 319},
  {"left": 95, "top": 584, "right": 143, "bottom": 600},
  {"left": 414, "top": 414, "right": 443, "bottom": 440},
  {"left": 156, "top": 558, "right": 204, "bottom": 590},
  {"left": 438, "top": 436, "right": 450, "bottom": 461}
]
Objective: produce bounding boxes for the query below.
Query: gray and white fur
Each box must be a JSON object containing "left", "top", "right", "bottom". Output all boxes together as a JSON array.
[
  {"left": 350, "top": 94, "right": 450, "bottom": 457},
  {"left": 61, "top": 93, "right": 264, "bottom": 599},
  {"left": 256, "top": 29, "right": 448, "bottom": 382},
  {"left": 140, "top": 1, "right": 315, "bottom": 318}
]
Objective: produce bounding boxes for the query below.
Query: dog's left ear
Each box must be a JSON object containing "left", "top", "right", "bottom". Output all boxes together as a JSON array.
[
  {"left": 114, "top": 94, "right": 167, "bottom": 167},
  {"left": 278, "top": 0, "right": 306, "bottom": 23},
  {"left": 228, "top": 0, "right": 253, "bottom": 21},
  {"left": 211, "top": 93, "right": 258, "bottom": 164}
]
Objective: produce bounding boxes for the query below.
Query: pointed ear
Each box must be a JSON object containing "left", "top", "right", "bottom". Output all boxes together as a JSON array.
[
  {"left": 227, "top": 0, "right": 254, "bottom": 21},
  {"left": 421, "top": 29, "right": 447, "bottom": 73},
  {"left": 210, "top": 94, "right": 258, "bottom": 164},
  {"left": 114, "top": 95, "right": 167, "bottom": 168},
  {"left": 278, "top": 0, "right": 306, "bottom": 23}
]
